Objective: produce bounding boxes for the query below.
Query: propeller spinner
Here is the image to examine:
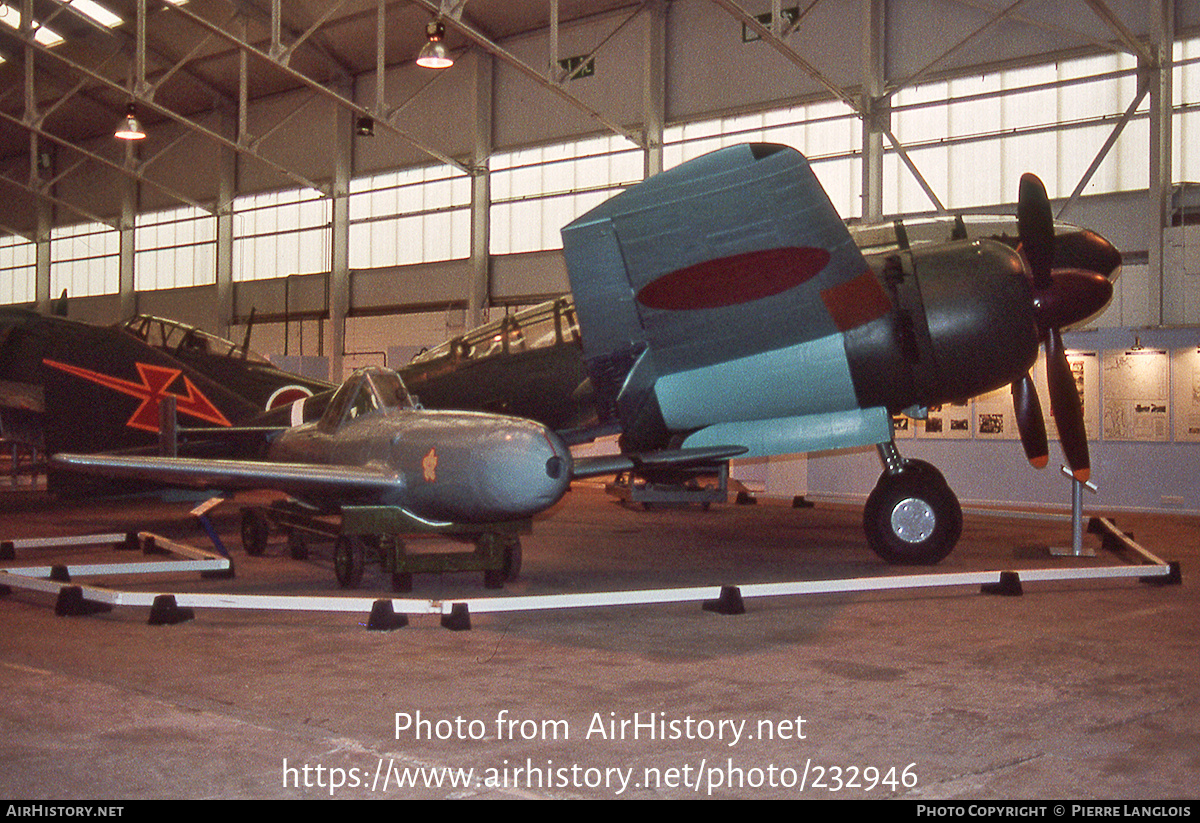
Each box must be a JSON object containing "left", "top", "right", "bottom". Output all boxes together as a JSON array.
[{"left": 1011, "top": 173, "right": 1116, "bottom": 483}]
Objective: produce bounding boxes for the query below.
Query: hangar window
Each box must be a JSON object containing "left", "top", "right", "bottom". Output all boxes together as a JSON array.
[
  {"left": 1176, "top": 36, "right": 1200, "bottom": 184},
  {"left": 233, "top": 189, "right": 330, "bottom": 281},
  {"left": 489, "top": 134, "right": 643, "bottom": 254},
  {"left": 134, "top": 206, "right": 216, "bottom": 290},
  {"left": 0, "top": 234, "right": 34, "bottom": 306},
  {"left": 348, "top": 164, "right": 471, "bottom": 268},
  {"left": 49, "top": 222, "right": 118, "bottom": 298},
  {"left": 886, "top": 50, "right": 1149, "bottom": 213}
]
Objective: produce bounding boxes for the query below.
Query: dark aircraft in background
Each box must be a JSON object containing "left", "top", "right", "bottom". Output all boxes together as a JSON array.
[
  {"left": 402, "top": 143, "right": 1120, "bottom": 565},
  {"left": 401, "top": 297, "right": 601, "bottom": 443},
  {"left": 0, "top": 308, "right": 330, "bottom": 487},
  {"left": 119, "top": 314, "right": 334, "bottom": 413}
]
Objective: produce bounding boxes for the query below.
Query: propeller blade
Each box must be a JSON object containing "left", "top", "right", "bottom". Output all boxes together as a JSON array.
[
  {"left": 1011, "top": 373, "right": 1048, "bottom": 469},
  {"left": 1017, "top": 173, "right": 1055, "bottom": 290},
  {"left": 1045, "top": 328, "right": 1090, "bottom": 482}
]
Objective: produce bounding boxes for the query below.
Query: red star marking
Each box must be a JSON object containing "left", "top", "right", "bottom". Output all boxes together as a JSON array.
[{"left": 43, "top": 358, "right": 233, "bottom": 432}]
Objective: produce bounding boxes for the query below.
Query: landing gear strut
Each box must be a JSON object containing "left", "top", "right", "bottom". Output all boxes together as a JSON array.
[{"left": 863, "top": 442, "right": 962, "bottom": 565}]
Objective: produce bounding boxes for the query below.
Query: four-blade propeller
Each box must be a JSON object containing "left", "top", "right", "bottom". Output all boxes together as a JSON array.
[{"left": 1010, "top": 173, "right": 1116, "bottom": 483}]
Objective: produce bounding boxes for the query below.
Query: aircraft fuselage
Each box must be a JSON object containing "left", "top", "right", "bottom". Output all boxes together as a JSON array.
[{"left": 270, "top": 407, "right": 572, "bottom": 523}]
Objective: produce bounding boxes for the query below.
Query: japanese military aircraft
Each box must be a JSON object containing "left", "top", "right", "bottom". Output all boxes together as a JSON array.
[
  {"left": 119, "top": 313, "right": 334, "bottom": 412},
  {"left": 0, "top": 308, "right": 332, "bottom": 479},
  {"left": 403, "top": 143, "right": 1120, "bottom": 565}
]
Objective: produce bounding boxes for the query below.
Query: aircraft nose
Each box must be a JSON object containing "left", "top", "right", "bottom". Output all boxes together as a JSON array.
[{"left": 475, "top": 421, "right": 572, "bottom": 519}]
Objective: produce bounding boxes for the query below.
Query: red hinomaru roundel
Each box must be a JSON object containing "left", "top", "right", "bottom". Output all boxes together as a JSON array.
[{"left": 635, "top": 246, "right": 831, "bottom": 311}]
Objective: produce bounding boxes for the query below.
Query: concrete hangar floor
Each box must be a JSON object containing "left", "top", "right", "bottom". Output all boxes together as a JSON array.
[{"left": 0, "top": 480, "right": 1196, "bottom": 801}]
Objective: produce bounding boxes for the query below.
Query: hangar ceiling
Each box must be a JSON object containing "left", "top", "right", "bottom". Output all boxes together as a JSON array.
[{"left": 0, "top": 0, "right": 1190, "bottom": 237}]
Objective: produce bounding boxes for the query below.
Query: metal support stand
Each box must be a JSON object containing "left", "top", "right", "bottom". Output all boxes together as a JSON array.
[
  {"left": 191, "top": 497, "right": 230, "bottom": 558},
  {"left": 1051, "top": 465, "right": 1098, "bottom": 557}
]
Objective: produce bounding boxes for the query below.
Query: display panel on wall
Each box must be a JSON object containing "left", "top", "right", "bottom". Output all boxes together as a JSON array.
[
  {"left": 1172, "top": 348, "right": 1200, "bottom": 443},
  {"left": 895, "top": 347, "right": 1200, "bottom": 444},
  {"left": 1102, "top": 348, "right": 1169, "bottom": 442}
]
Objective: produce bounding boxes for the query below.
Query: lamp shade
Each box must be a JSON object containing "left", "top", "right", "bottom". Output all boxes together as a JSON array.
[
  {"left": 114, "top": 103, "right": 146, "bottom": 140},
  {"left": 416, "top": 21, "right": 453, "bottom": 69}
]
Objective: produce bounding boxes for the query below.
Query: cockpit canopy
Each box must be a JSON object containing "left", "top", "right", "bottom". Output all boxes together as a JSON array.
[
  {"left": 319, "top": 367, "right": 415, "bottom": 432},
  {"left": 408, "top": 297, "right": 580, "bottom": 365},
  {"left": 121, "top": 315, "right": 273, "bottom": 365}
]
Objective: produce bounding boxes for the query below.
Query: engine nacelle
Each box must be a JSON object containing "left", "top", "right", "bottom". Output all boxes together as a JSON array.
[{"left": 844, "top": 239, "right": 1040, "bottom": 412}]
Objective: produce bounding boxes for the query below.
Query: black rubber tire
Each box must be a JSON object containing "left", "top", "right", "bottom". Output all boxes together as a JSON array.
[
  {"left": 502, "top": 536, "right": 522, "bottom": 582},
  {"left": 333, "top": 534, "right": 366, "bottom": 589},
  {"left": 863, "top": 470, "right": 962, "bottom": 565},
  {"left": 286, "top": 530, "right": 308, "bottom": 561},
  {"left": 240, "top": 507, "right": 269, "bottom": 556}
]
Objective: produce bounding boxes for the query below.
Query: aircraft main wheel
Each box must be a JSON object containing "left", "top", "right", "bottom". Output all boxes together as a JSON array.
[
  {"left": 334, "top": 535, "right": 366, "bottom": 589},
  {"left": 895, "top": 458, "right": 946, "bottom": 486},
  {"left": 863, "top": 470, "right": 962, "bottom": 565},
  {"left": 240, "top": 507, "right": 270, "bottom": 556}
]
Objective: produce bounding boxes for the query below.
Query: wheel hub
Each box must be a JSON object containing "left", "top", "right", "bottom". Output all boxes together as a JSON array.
[{"left": 890, "top": 497, "right": 936, "bottom": 543}]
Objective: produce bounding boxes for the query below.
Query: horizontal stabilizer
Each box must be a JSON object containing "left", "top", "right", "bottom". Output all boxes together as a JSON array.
[{"left": 571, "top": 445, "right": 747, "bottom": 480}]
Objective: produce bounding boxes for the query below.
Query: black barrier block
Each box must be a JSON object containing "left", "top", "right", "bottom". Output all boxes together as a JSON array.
[
  {"left": 148, "top": 594, "right": 195, "bottom": 626},
  {"left": 49, "top": 565, "right": 70, "bottom": 582},
  {"left": 981, "top": 570, "right": 1023, "bottom": 597},
  {"left": 441, "top": 603, "right": 471, "bottom": 631},
  {"left": 703, "top": 585, "right": 746, "bottom": 615},
  {"left": 1, "top": 541, "right": 14, "bottom": 561},
  {"left": 1141, "top": 561, "right": 1182, "bottom": 587},
  {"left": 54, "top": 586, "right": 112, "bottom": 617},
  {"left": 792, "top": 496, "right": 814, "bottom": 508},
  {"left": 116, "top": 533, "right": 140, "bottom": 551},
  {"left": 367, "top": 600, "right": 409, "bottom": 631},
  {"left": 201, "top": 560, "right": 235, "bottom": 580}
]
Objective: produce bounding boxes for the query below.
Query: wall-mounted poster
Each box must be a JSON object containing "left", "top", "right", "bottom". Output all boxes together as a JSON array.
[
  {"left": 1102, "top": 348, "right": 1169, "bottom": 441},
  {"left": 1171, "top": 347, "right": 1200, "bottom": 442},
  {"left": 915, "top": 401, "right": 971, "bottom": 439},
  {"left": 974, "top": 385, "right": 1017, "bottom": 439}
]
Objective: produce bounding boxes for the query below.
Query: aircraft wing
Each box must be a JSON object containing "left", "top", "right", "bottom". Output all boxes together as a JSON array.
[
  {"left": 50, "top": 453, "right": 399, "bottom": 505},
  {"left": 0, "top": 379, "right": 43, "bottom": 414},
  {"left": 570, "top": 445, "right": 748, "bottom": 480}
]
